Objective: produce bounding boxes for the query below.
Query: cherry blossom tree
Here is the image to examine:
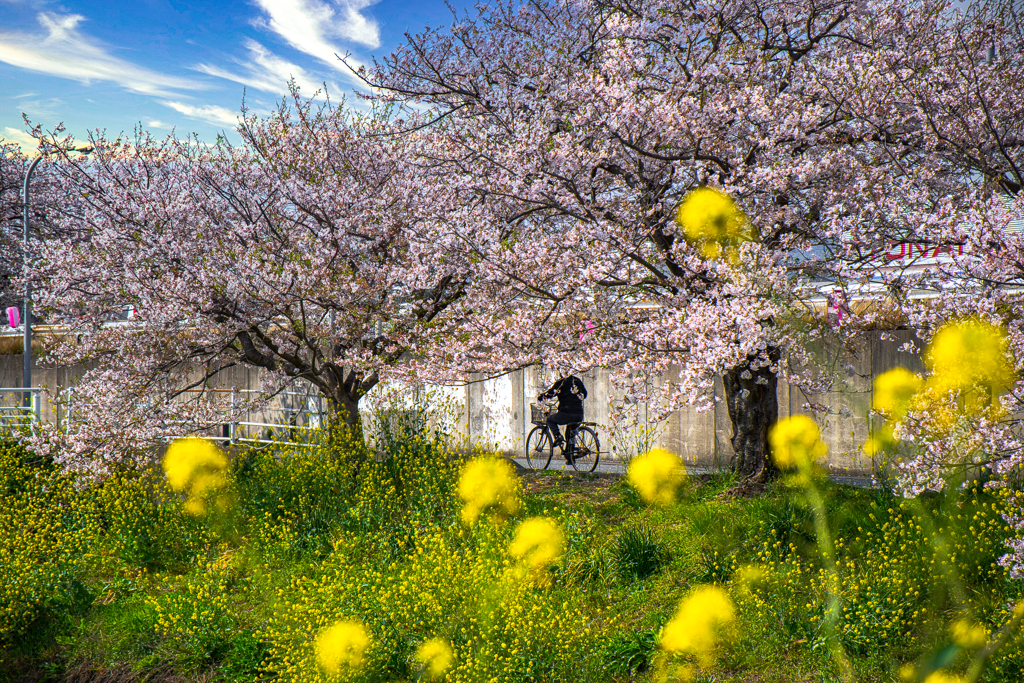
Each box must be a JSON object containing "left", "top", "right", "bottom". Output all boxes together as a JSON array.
[
  {"left": 360, "top": 0, "right": 1009, "bottom": 482},
  {"left": 817, "top": 0, "right": 1024, "bottom": 570},
  {"left": 28, "top": 98, "right": 466, "bottom": 473}
]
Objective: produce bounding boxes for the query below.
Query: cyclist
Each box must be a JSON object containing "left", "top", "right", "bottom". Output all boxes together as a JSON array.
[{"left": 539, "top": 373, "right": 587, "bottom": 456}]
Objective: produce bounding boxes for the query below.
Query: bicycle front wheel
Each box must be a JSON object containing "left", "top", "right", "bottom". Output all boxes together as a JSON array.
[
  {"left": 570, "top": 426, "right": 600, "bottom": 473},
  {"left": 526, "top": 426, "right": 553, "bottom": 470}
]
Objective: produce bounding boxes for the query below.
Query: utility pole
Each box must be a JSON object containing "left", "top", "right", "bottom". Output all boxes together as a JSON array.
[{"left": 21, "top": 145, "right": 92, "bottom": 407}]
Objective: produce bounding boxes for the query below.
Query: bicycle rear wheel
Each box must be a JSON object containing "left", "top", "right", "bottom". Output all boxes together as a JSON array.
[
  {"left": 526, "top": 426, "right": 553, "bottom": 470},
  {"left": 570, "top": 426, "right": 600, "bottom": 472}
]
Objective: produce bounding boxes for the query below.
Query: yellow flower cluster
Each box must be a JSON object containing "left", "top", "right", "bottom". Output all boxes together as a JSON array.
[
  {"left": 0, "top": 442, "right": 86, "bottom": 640},
  {"left": 768, "top": 415, "right": 827, "bottom": 471},
  {"left": 737, "top": 493, "right": 1013, "bottom": 661},
  {"left": 627, "top": 447, "right": 686, "bottom": 505},
  {"left": 950, "top": 619, "right": 988, "bottom": 649},
  {"left": 927, "top": 318, "right": 1014, "bottom": 395},
  {"left": 866, "top": 318, "right": 1016, "bottom": 455},
  {"left": 414, "top": 637, "right": 454, "bottom": 678},
  {"left": 149, "top": 559, "right": 234, "bottom": 654},
  {"left": 509, "top": 516, "right": 565, "bottom": 585},
  {"left": 676, "top": 187, "right": 756, "bottom": 261},
  {"left": 661, "top": 585, "right": 736, "bottom": 668},
  {"left": 315, "top": 619, "right": 370, "bottom": 674},
  {"left": 457, "top": 456, "right": 521, "bottom": 524},
  {"left": 263, "top": 528, "right": 595, "bottom": 682},
  {"left": 873, "top": 367, "right": 924, "bottom": 417},
  {"left": 162, "top": 438, "right": 230, "bottom": 515}
]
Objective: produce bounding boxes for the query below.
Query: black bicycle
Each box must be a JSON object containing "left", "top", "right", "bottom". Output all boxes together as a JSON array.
[{"left": 525, "top": 403, "right": 601, "bottom": 472}]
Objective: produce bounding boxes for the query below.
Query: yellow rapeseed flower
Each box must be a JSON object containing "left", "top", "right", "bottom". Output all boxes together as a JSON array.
[
  {"left": 457, "top": 456, "right": 520, "bottom": 525},
  {"left": 769, "top": 415, "right": 827, "bottom": 470},
  {"left": 627, "top": 448, "right": 686, "bottom": 506},
  {"left": 950, "top": 619, "right": 988, "bottom": 649},
  {"left": 926, "top": 319, "right": 1015, "bottom": 396},
  {"left": 162, "top": 438, "right": 229, "bottom": 515},
  {"left": 163, "top": 438, "right": 227, "bottom": 492},
  {"left": 734, "top": 564, "right": 766, "bottom": 592},
  {"left": 660, "top": 585, "right": 735, "bottom": 658},
  {"left": 676, "top": 187, "right": 755, "bottom": 260},
  {"left": 873, "top": 367, "right": 923, "bottom": 417},
  {"left": 315, "top": 619, "right": 370, "bottom": 674},
  {"left": 414, "top": 637, "right": 454, "bottom": 678},
  {"left": 923, "top": 671, "right": 966, "bottom": 683},
  {"left": 509, "top": 517, "right": 565, "bottom": 573}
]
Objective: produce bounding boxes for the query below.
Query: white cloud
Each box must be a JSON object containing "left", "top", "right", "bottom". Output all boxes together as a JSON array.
[
  {"left": 0, "top": 13, "right": 204, "bottom": 97},
  {"left": 160, "top": 101, "right": 240, "bottom": 128},
  {"left": 2, "top": 126, "right": 40, "bottom": 154},
  {"left": 196, "top": 39, "right": 330, "bottom": 96},
  {"left": 252, "top": 0, "right": 378, "bottom": 71},
  {"left": 145, "top": 119, "right": 169, "bottom": 129}
]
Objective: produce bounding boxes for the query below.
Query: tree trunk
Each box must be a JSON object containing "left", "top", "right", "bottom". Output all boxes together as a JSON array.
[
  {"left": 326, "top": 389, "right": 365, "bottom": 441},
  {"left": 722, "top": 348, "right": 780, "bottom": 483}
]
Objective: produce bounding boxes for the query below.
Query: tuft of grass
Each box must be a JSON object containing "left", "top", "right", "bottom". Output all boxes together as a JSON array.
[
  {"left": 612, "top": 523, "right": 668, "bottom": 581},
  {"left": 602, "top": 628, "right": 658, "bottom": 676}
]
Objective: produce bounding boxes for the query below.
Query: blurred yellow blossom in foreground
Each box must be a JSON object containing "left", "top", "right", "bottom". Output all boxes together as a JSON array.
[
  {"left": 414, "top": 637, "right": 454, "bottom": 678},
  {"left": 873, "top": 367, "right": 923, "bottom": 417},
  {"left": 927, "top": 318, "right": 1014, "bottom": 396},
  {"left": 315, "top": 619, "right": 370, "bottom": 674},
  {"left": 950, "top": 619, "right": 988, "bottom": 649},
  {"left": 768, "top": 415, "right": 827, "bottom": 471},
  {"left": 162, "top": 438, "right": 229, "bottom": 515},
  {"left": 627, "top": 448, "right": 686, "bottom": 505},
  {"left": 922, "top": 671, "right": 966, "bottom": 683},
  {"left": 676, "top": 187, "right": 755, "bottom": 261},
  {"left": 457, "top": 456, "right": 520, "bottom": 524},
  {"left": 509, "top": 516, "right": 565, "bottom": 583},
  {"left": 660, "top": 585, "right": 735, "bottom": 659}
]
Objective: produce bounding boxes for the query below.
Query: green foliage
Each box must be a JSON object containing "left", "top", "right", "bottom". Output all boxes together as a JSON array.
[
  {"left": 0, "top": 441, "right": 87, "bottom": 649},
  {"left": 5, "top": 411, "right": 1024, "bottom": 682},
  {"left": 602, "top": 628, "right": 658, "bottom": 676},
  {"left": 613, "top": 523, "right": 668, "bottom": 581}
]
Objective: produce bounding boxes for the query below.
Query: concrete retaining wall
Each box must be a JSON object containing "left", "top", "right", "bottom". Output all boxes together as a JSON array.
[{"left": 0, "top": 330, "right": 922, "bottom": 474}]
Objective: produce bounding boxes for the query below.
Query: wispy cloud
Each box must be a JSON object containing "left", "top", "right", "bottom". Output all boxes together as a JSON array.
[
  {"left": 0, "top": 13, "right": 203, "bottom": 97},
  {"left": 252, "top": 0, "right": 379, "bottom": 71},
  {"left": 160, "top": 101, "right": 240, "bottom": 128},
  {"left": 197, "top": 39, "right": 331, "bottom": 97}
]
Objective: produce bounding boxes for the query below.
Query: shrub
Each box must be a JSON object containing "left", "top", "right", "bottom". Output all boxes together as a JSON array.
[
  {"left": 0, "top": 441, "right": 86, "bottom": 646},
  {"left": 149, "top": 558, "right": 237, "bottom": 669}
]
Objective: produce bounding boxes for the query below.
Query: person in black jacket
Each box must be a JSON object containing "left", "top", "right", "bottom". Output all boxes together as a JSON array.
[{"left": 539, "top": 373, "right": 588, "bottom": 452}]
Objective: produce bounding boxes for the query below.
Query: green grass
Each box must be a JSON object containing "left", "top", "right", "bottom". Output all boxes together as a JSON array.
[{"left": 3, "top": 430, "right": 1024, "bottom": 682}]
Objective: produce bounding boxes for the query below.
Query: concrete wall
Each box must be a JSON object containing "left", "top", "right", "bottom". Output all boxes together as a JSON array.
[
  {"left": 0, "top": 330, "right": 923, "bottom": 474},
  {"left": 449, "top": 331, "right": 922, "bottom": 476}
]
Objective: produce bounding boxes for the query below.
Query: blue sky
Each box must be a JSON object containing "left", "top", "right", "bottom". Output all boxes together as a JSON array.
[{"left": 0, "top": 0, "right": 462, "bottom": 152}]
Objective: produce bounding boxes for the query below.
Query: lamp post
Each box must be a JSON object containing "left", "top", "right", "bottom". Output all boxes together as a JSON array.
[{"left": 21, "top": 145, "right": 91, "bottom": 407}]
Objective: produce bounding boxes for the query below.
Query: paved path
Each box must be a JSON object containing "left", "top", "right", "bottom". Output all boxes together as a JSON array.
[{"left": 509, "top": 456, "right": 876, "bottom": 488}]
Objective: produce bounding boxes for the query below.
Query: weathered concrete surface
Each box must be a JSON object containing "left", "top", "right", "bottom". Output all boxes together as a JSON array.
[{"left": 0, "top": 331, "right": 922, "bottom": 474}]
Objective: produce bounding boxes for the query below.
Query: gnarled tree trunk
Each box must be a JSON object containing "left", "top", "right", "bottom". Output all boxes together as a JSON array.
[
  {"left": 322, "top": 367, "right": 377, "bottom": 443},
  {"left": 722, "top": 348, "right": 780, "bottom": 483}
]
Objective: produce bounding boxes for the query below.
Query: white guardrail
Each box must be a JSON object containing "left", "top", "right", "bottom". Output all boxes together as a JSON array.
[
  {"left": 0, "top": 388, "right": 41, "bottom": 426},
  {"left": 57, "top": 384, "right": 329, "bottom": 448}
]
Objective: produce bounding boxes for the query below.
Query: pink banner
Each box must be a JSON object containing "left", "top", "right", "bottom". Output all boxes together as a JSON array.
[{"left": 6, "top": 306, "right": 19, "bottom": 329}]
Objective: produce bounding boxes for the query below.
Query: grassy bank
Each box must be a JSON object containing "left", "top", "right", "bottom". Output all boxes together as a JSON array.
[{"left": 3, "top": 418, "right": 1024, "bottom": 682}]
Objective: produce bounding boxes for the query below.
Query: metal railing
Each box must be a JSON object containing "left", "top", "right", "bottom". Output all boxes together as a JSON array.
[
  {"left": 213, "top": 385, "right": 327, "bottom": 447},
  {"left": 0, "top": 388, "right": 42, "bottom": 427},
  {"left": 58, "top": 382, "right": 329, "bottom": 447}
]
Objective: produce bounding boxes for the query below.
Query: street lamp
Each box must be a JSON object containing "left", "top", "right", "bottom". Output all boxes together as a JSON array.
[{"left": 21, "top": 144, "right": 92, "bottom": 407}]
